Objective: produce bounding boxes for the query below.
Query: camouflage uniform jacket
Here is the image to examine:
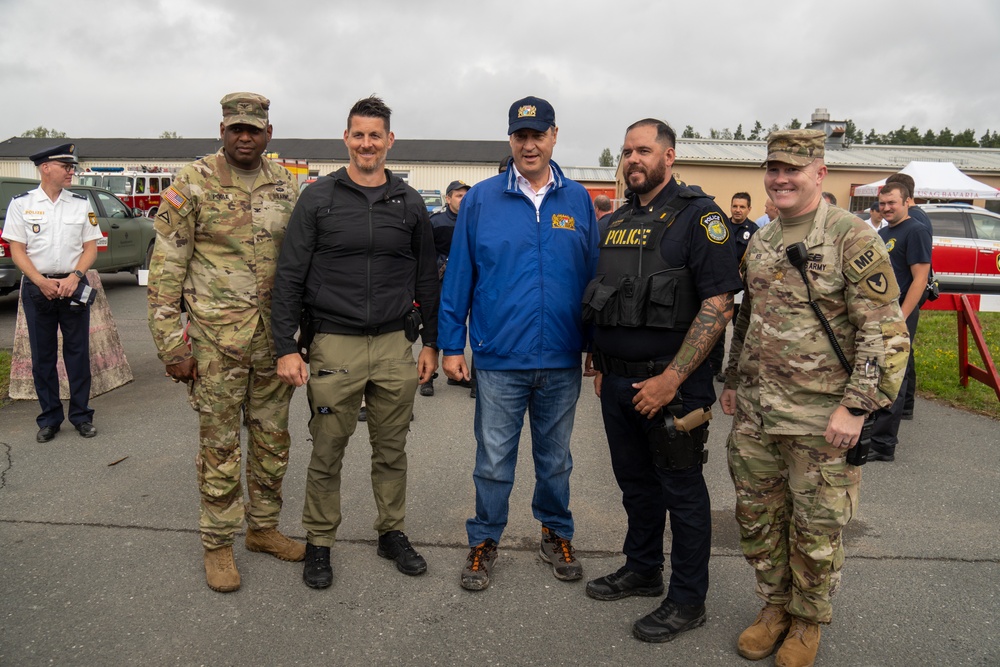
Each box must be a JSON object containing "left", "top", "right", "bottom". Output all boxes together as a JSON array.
[
  {"left": 725, "top": 200, "right": 909, "bottom": 435},
  {"left": 148, "top": 150, "right": 298, "bottom": 364}
]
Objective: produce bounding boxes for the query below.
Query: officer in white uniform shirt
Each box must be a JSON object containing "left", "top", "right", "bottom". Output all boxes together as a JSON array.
[{"left": 2, "top": 143, "right": 103, "bottom": 442}]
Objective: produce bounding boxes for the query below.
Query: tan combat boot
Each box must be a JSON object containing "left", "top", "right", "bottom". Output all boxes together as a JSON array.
[
  {"left": 738, "top": 603, "right": 792, "bottom": 659},
  {"left": 245, "top": 527, "right": 306, "bottom": 562},
  {"left": 774, "top": 616, "right": 821, "bottom": 667},
  {"left": 204, "top": 546, "right": 241, "bottom": 593}
]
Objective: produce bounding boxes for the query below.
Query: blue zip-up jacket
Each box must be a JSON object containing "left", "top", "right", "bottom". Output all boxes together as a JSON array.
[{"left": 438, "top": 160, "right": 599, "bottom": 370}]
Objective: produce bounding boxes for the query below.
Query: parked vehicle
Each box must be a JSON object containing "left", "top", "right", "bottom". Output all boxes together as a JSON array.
[
  {"left": 921, "top": 203, "right": 1000, "bottom": 294},
  {"left": 418, "top": 189, "right": 442, "bottom": 213},
  {"left": 76, "top": 168, "right": 173, "bottom": 218},
  {"left": 0, "top": 177, "right": 156, "bottom": 296}
]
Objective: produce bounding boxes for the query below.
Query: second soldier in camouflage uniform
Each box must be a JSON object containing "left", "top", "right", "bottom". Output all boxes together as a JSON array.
[
  {"left": 720, "top": 130, "right": 908, "bottom": 666},
  {"left": 147, "top": 92, "right": 305, "bottom": 593}
]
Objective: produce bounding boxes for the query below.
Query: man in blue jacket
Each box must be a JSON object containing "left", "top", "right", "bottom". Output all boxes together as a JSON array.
[{"left": 439, "top": 96, "right": 600, "bottom": 592}]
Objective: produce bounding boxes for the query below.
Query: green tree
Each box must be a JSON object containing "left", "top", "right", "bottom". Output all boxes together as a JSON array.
[
  {"left": 20, "top": 126, "right": 66, "bottom": 138},
  {"left": 843, "top": 119, "right": 864, "bottom": 146},
  {"left": 980, "top": 130, "right": 1000, "bottom": 148},
  {"left": 748, "top": 120, "right": 764, "bottom": 141},
  {"left": 733, "top": 124, "right": 745, "bottom": 140},
  {"left": 865, "top": 129, "right": 880, "bottom": 144},
  {"left": 922, "top": 129, "right": 937, "bottom": 145},
  {"left": 954, "top": 129, "right": 977, "bottom": 147},
  {"left": 786, "top": 118, "right": 802, "bottom": 130},
  {"left": 159, "top": 130, "right": 181, "bottom": 139},
  {"left": 709, "top": 128, "right": 733, "bottom": 140},
  {"left": 937, "top": 127, "right": 954, "bottom": 146},
  {"left": 682, "top": 125, "right": 701, "bottom": 139}
]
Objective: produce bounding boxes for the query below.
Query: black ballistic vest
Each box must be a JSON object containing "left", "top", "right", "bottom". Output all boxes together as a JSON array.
[{"left": 582, "top": 189, "right": 703, "bottom": 332}]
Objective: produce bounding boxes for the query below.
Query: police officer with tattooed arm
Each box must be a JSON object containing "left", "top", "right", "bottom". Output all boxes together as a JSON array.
[
  {"left": 720, "top": 130, "right": 908, "bottom": 667},
  {"left": 582, "top": 118, "right": 742, "bottom": 643}
]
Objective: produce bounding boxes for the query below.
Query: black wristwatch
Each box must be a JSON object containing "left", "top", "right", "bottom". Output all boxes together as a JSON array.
[
  {"left": 423, "top": 342, "right": 439, "bottom": 351},
  {"left": 73, "top": 270, "right": 85, "bottom": 279},
  {"left": 846, "top": 407, "right": 868, "bottom": 417}
]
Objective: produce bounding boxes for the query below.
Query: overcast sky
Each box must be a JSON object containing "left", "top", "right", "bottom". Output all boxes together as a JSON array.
[{"left": 2, "top": 0, "right": 998, "bottom": 167}]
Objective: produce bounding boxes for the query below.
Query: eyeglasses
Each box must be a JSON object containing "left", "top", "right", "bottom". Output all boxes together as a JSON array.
[{"left": 45, "top": 163, "right": 76, "bottom": 172}]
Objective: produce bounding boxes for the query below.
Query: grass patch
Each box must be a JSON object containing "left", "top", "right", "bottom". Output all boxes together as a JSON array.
[
  {"left": 0, "top": 348, "right": 10, "bottom": 408},
  {"left": 915, "top": 310, "right": 1000, "bottom": 419}
]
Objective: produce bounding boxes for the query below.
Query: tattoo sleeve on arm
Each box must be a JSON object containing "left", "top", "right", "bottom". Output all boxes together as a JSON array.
[{"left": 667, "top": 292, "right": 734, "bottom": 382}]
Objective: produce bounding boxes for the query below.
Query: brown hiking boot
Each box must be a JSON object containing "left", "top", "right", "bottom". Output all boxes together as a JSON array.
[
  {"left": 738, "top": 603, "right": 792, "bottom": 659},
  {"left": 774, "top": 616, "right": 821, "bottom": 667},
  {"left": 245, "top": 528, "right": 306, "bottom": 562},
  {"left": 539, "top": 526, "right": 583, "bottom": 581},
  {"left": 204, "top": 546, "right": 241, "bottom": 593},
  {"left": 461, "top": 539, "right": 498, "bottom": 591}
]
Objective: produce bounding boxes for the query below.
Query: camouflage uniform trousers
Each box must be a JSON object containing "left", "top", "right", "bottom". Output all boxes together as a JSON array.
[
  {"left": 190, "top": 321, "right": 294, "bottom": 550},
  {"left": 727, "top": 411, "right": 861, "bottom": 624},
  {"left": 303, "top": 331, "right": 418, "bottom": 547}
]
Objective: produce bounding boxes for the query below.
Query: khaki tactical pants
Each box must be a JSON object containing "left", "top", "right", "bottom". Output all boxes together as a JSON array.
[
  {"left": 303, "top": 331, "right": 418, "bottom": 546},
  {"left": 190, "top": 321, "right": 294, "bottom": 549}
]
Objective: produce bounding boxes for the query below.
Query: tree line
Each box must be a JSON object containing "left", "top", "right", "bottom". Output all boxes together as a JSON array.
[{"left": 678, "top": 119, "right": 1000, "bottom": 149}]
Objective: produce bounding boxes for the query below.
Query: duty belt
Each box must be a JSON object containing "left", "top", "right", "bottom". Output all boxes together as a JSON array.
[
  {"left": 593, "top": 350, "right": 671, "bottom": 378},
  {"left": 315, "top": 319, "right": 405, "bottom": 336}
]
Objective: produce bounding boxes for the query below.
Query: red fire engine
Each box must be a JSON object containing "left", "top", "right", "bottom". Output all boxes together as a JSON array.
[{"left": 77, "top": 167, "right": 174, "bottom": 216}]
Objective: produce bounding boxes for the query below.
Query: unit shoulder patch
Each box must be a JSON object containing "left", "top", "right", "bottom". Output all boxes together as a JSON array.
[
  {"left": 700, "top": 212, "right": 729, "bottom": 244},
  {"left": 88, "top": 211, "right": 98, "bottom": 226},
  {"left": 843, "top": 237, "right": 890, "bottom": 283}
]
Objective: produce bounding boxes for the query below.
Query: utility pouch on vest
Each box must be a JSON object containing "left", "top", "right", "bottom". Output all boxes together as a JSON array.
[
  {"left": 581, "top": 277, "right": 618, "bottom": 325},
  {"left": 616, "top": 274, "right": 650, "bottom": 327}
]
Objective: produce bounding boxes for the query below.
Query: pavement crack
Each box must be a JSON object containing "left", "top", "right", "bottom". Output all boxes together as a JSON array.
[
  {"left": 0, "top": 442, "right": 10, "bottom": 489},
  {"left": 0, "top": 518, "right": 998, "bottom": 564}
]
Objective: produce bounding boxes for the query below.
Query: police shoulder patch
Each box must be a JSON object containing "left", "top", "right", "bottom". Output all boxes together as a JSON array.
[
  {"left": 700, "top": 212, "right": 729, "bottom": 244},
  {"left": 88, "top": 211, "right": 98, "bottom": 226},
  {"left": 884, "top": 238, "right": 896, "bottom": 252}
]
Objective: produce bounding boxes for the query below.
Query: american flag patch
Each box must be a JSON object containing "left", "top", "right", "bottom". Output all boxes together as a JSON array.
[{"left": 162, "top": 186, "right": 187, "bottom": 209}]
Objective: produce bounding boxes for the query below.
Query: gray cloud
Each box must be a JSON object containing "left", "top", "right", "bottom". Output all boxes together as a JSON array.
[{"left": 2, "top": 0, "right": 997, "bottom": 166}]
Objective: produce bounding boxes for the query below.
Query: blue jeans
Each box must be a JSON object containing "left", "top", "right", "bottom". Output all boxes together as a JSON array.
[{"left": 466, "top": 367, "right": 581, "bottom": 546}]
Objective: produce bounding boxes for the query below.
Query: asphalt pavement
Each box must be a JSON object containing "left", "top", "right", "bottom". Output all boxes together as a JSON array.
[{"left": 1, "top": 273, "right": 997, "bottom": 666}]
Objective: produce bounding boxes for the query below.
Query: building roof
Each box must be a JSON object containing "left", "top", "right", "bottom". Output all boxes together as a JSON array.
[
  {"left": 0, "top": 137, "right": 511, "bottom": 164},
  {"left": 560, "top": 166, "right": 617, "bottom": 182},
  {"left": 675, "top": 139, "right": 1000, "bottom": 173}
]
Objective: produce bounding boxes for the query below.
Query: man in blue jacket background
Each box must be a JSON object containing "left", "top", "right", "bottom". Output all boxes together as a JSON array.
[{"left": 439, "top": 95, "right": 600, "bottom": 592}]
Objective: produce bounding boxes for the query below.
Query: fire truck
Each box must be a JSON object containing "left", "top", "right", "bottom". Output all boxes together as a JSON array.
[{"left": 77, "top": 167, "right": 174, "bottom": 217}]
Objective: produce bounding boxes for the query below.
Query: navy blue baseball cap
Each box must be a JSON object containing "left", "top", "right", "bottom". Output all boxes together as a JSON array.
[
  {"left": 507, "top": 96, "right": 556, "bottom": 135},
  {"left": 30, "top": 143, "right": 78, "bottom": 166},
  {"left": 446, "top": 180, "right": 470, "bottom": 195}
]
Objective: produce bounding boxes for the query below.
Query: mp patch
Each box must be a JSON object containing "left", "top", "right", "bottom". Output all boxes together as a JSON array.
[
  {"left": 700, "top": 212, "right": 729, "bottom": 244},
  {"left": 88, "top": 211, "right": 98, "bottom": 226}
]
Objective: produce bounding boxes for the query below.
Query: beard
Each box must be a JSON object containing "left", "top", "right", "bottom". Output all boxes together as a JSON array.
[{"left": 626, "top": 161, "right": 667, "bottom": 195}]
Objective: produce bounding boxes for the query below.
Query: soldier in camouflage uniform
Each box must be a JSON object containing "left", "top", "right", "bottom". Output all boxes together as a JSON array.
[
  {"left": 720, "top": 130, "right": 909, "bottom": 666},
  {"left": 147, "top": 92, "right": 305, "bottom": 593}
]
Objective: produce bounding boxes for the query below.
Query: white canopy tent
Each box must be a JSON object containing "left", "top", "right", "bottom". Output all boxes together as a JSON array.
[{"left": 853, "top": 161, "right": 1000, "bottom": 200}]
